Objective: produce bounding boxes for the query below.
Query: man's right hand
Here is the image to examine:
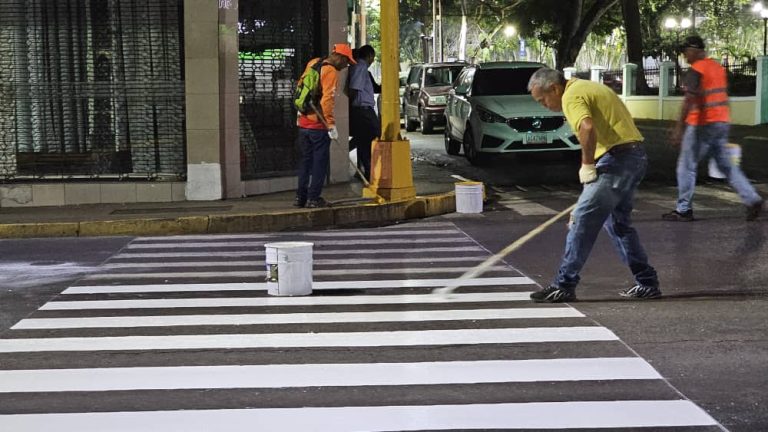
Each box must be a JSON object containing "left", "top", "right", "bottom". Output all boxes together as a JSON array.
[{"left": 328, "top": 126, "right": 338, "bottom": 140}]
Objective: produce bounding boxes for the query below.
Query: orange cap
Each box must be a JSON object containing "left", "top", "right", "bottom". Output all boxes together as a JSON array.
[{"left": 333, "top": 43, "right": 357, "bottom": 64}]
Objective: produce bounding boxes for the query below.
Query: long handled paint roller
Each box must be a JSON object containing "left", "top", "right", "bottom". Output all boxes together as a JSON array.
[
  {"left": 308, "top": 100, "right": 386, "bottom": 204},
  {"left": 432, "top": 202, "right": 578, "bottom": 297}
]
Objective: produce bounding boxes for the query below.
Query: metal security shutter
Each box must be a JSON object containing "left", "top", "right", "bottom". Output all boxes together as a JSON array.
[
  {"left": 0, "top": 0, "right": 186, "bottom": 180},
  {"left": 238, "top": 0, "right": 323, "bottom": 180}
]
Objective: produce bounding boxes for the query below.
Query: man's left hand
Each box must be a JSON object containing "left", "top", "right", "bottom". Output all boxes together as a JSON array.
[{"left": 579, "top": 164, "right": 598, "bottom": 184}]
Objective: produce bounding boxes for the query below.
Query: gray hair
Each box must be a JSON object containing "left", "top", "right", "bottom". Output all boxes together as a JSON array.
[{"left": 527, "top": 67, "right": 566, "bottom": 93}]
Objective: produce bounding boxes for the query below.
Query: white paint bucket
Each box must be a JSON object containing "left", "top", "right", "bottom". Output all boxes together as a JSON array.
[
  {"left": 264, "top": 242, "right": 313, "bottom": 296},
  {"left": 708, "top": 143, "right": 741, "bottom": 179},
  {"left": 455, "top": 181, "right": 484, "bottom": 213}
]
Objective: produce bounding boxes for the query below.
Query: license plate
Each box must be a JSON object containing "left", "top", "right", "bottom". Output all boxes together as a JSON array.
[{"left": 525, "top": 133, "right": 548, "bottom": 144}]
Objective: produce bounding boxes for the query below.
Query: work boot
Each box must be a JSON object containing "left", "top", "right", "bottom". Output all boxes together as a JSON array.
[
  {"left": 619, "top": 284, "right": 662, "bottom": 299},
  {"left": 661, "top": 209, "right": 694, "bottom": 222},
  {"left": 306, "top": 197, "right": 329, "bottom": 208},
  {"left": 746, "top": 199, "right": 764, "bottom": 221},
  {"left": 293, "top": 197, "right": 306, "bottom": 208},
  {"left": 530, "top": 285, "right": 576, "bottom": 303}
]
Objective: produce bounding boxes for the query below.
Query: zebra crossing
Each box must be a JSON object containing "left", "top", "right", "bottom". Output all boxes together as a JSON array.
[
  {"left": 0, "top": 222, "right": 722, "bottom": 431},
  {"left": 494, "top": 182, "right": 766, "bottom": 218}
]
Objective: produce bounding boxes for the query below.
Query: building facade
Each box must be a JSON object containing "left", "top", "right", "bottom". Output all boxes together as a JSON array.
[{"left": 0, "top": 0, "right": 350, "bottom": 207}]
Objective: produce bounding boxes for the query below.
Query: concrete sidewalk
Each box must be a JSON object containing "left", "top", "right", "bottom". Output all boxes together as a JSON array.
[{"left": 0, "top": 162, "right": 461, "bottom": 238}]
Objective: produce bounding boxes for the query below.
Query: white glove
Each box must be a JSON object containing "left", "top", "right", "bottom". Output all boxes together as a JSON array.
[
  {"left": 579, "top": 164, "right": 598, "bottom": 184},
  {"left": 328, "top": 126, "right": 338, "bottom": 140}
]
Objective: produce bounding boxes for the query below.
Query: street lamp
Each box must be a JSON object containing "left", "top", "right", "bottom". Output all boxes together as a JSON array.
[
  {"left": 753, "top": 2, "right": 768, "bottom": 56},
  {"left": 664, "top": 17, "right": 692, "bottom": 92}
]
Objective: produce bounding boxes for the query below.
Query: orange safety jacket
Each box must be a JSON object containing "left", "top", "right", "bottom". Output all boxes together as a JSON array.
[{"left": 686, "top": 58, "right": 730, "bottom": 125}]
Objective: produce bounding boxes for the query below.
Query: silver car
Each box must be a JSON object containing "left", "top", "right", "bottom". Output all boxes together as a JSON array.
[{"left": 444, "top": 61, "right": 579, "bottom": 165}]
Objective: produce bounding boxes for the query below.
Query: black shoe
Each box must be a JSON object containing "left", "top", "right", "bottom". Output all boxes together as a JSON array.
[
  {"left": 530, "top": 286, "right": 576, "bottom": 303},
  {"left": 293, "top": 197, "right": 306, "bottom": 208},
  {"left": 662, "top": 209, "right": 694, "bottom": 222},
  {"left": 306, "top": 197, "right": 329, "bottom": 208},
  {"left": 619, "top": 284, "right": 662, "bottom": 299},
  {"left": 746, "top": 199, "right": 764, "bottom": 221}
]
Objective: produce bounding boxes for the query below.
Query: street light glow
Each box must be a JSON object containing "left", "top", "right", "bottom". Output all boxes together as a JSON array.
[
  {"left": 680, "top": 18, "right": 692, "bottom": 29},
  {"left": 753, "top": 2, "right": 764, "bottom": 13},
  {"left": 762, "top": 9, "right": 768, "bottom": 18},
  {"left": 503, "top": 25, "right": 516, "bottom": 38},
  {"left": 664, "top": 18, "right": 678, "bottom": 29}
]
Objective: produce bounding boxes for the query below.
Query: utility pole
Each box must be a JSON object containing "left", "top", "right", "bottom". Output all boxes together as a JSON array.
[
  {"left": 437, "top": 0, "right": 443, "bottom": 61},
  {"left": 360, "top": 0, "right": 367, "bottom": 45},
  {"left": 432, "top": 0, "right": 437, "bottom": 62},
  {"left": 368, "top": 0, "right": 415, "bottom": 201}
]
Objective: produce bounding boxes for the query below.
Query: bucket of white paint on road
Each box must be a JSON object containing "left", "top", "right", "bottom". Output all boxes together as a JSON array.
[
  {"left": 455, "top": 181, "right": 484, "bottom": 213},
  {"left": 264, "top": 242, "right": 313, "bottom": 296},
  {"left": 708, "top": 143, "right": 741, "bottom": 179}
]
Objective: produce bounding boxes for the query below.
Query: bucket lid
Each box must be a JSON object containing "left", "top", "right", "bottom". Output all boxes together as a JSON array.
[
  {"left": 264, "top": 241, "right": 314, "bottom": 249},
  {"left": 455, "top": 181, "right": 483, "bottom": 186}
]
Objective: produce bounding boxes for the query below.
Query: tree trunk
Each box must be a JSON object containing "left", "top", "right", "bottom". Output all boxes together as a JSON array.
[
  {"left": 554, "top": 0, "right": 619, "bottom": 70},
  {"left": 621, "top": 0, "right": 650, "bottom": 94}
]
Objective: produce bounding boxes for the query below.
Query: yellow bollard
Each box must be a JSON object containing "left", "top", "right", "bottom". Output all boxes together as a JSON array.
[{"left": 367, "top": 0, "right": 415, "bottom": 202}]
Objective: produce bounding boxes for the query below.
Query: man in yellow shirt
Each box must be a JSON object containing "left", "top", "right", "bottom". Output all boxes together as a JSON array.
[{"left": 527, "top": 68, "right": 660, "bottom": 302}]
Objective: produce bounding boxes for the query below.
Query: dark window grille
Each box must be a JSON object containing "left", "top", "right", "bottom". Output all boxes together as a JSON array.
[
  {"left": 0, "top": 0, "right": 186, "bottom": 181},
  {"left": 238, "top": 0, "right": 322, "bottom": 180}
]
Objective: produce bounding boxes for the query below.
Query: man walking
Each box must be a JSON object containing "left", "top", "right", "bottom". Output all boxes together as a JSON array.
[
  {"left": 527, "top": 68, "right": 660, "bottom": 303},
  {"left": 662, "top": 35, "right": 763, "bottom": 222},
  {"left": 348, "top": 45, "right": 381, "bottom": 181},
  {"left": 294, "top": 43, "right": 356, "bottom": 208}
]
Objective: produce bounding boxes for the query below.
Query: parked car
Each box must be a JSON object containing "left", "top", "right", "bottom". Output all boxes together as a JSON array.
[
  {"left": 402, "top": 62, "right": 468, "bottom": 134},
  {"left": 444, "top": 61, "right": 579, "bottom": 165}
]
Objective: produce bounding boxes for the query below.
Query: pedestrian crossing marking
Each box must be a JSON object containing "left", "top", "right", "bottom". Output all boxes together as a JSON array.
[
  {"left": 40, "top": 292, "right": 535, "bottom": 310},
  {"left": 0, "top": 401, "right": 717, "bottom": 432},
  {"left": 110, "top": 246, "right": 485, "bottom": 258},
  {"left": 0, "top": 327, "right": 618, "bottom": 353},
  {"left": 63, "top": 277, "right": 535, "bottom": 294},
  {"left": 1, "top": 224, "right": 721, "bottom": 431},
  {"left": 125, "top": 237, "right": 471, "bottom": 249},
  {"left": 0, "top": 358, "right": 659, "bottom": 393},
  {"left": 13, "top": 307, "right": 583, "bottom": 329}
]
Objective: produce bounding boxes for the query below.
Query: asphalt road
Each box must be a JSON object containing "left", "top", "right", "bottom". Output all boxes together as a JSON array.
[{"left": 411, "top": 128, "right": 768, "bottom": 431}]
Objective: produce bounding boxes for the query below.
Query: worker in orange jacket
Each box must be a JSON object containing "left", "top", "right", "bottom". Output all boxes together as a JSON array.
[
  {"left": 663, "top": 35, "right": 763, "bottom": 222},
  {"left": 294, "top": 43, "right": 356, "bottom": 209}
]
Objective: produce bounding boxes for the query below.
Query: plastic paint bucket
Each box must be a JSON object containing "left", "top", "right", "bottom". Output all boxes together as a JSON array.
[
  {"left": 264, "top": 242, "right": 313, "bottom": 296},
  {"left": 455, "top": 181, "right": 484, "bottom": 213}
]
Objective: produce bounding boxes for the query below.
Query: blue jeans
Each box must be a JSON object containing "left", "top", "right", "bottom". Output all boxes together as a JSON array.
[
  {"left": 676, "top": 122, "right": 761, "bottom": 213},
  {"left": 554, "top": 145, "right": 658, "bottom": 292},
  {"left": 297, "top": 128, "right": 330, "bottom": 201}
]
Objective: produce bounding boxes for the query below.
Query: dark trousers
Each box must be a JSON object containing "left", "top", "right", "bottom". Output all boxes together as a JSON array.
[
  {"left": 297, "top": 128, "right": 330, "bottom": 201},
  {"left": 349, "top": 105, "right": 380, "bottom": 181}
]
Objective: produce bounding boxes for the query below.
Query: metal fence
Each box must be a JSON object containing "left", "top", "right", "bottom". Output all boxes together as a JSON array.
[
  {"left": 0, "top": 0, "right": 186, "bottom": 181},
  {"left": 238, "top": 0, "right": 322, "bottom": 180}
]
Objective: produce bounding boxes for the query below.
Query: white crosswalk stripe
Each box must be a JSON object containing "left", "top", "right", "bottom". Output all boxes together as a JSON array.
[{"left": 0, "top": 222, "right": 720, "bottom": 431}]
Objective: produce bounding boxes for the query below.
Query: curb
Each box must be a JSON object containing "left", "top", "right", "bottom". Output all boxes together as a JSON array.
[{"left": 0, "top": 192, "right": 456, "bottom": 239}]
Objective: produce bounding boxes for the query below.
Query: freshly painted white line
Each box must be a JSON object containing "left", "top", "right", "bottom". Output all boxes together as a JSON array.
[
  {"left": 695, "top": 185, "right": 743, "bottom": 204},
  {"left": 745, "top": 135, "right": 768, "bottom": 141},
  {"left": 85, "top": 267, "right": 513, "bottom": 279},
  {"left": 501, "top": 201, "right": 558, "bottom": 216},
  {"left": 63, "top": 277, "right": 535, "bottom": 294},
  {"left": 0, "top": 401, "right": 717, "bottom": 431},
  {"left": 0, "top": 357, "right": 660, "bottom": 393},
  {"left": 106, "top": 256, "right": 489, "bottom": 266},
  {"left": 110, "top": 246, "right": 484, "bottom": 259},
  {"left": 102, "top": 262, "right": 509, "bottom": 276},
  {"left": 0, "top": 327, "right": 616, "bottom": 353},
  {"left": 125, "top": 237, "right": 471, "bottom": 249},
  {"left": 13, "top": 308, "right": 583, "bottom": 329},
  {"left": 41, "top": 292, "right": 535, "bottom": 310},
  {"left": 130, "top": 229, "right": 461, "bottom": 242}
]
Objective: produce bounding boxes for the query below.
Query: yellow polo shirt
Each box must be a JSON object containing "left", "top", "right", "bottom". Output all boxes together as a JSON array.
[{"left": 562, "top": 79, "right": 644, "bottom": 159}]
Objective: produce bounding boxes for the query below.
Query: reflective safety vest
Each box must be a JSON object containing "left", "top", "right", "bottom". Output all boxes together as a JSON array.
[{"left": 686, "top": 58, "right": 730, "bottom": 125}]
